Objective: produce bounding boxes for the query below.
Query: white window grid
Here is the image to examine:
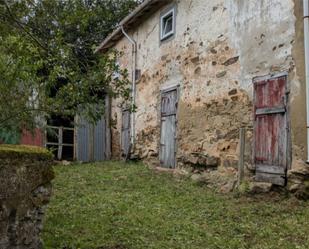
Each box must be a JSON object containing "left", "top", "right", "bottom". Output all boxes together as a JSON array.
[{"left": 160, "top": 8, "right": 175, "bottom": 41}]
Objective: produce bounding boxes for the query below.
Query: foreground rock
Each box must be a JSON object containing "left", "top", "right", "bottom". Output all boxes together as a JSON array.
[
  {"left": 248, "top": 182, "right": 273, "bottom": 194},
  {"left": 287, "top": 160, "right": 309, "bottom": 200},
  {"left": 0, "top": 145, "right": 54, "bottom": 249},
  {"left": 190, "top": 167, "right": 237, "bottom": 193}
]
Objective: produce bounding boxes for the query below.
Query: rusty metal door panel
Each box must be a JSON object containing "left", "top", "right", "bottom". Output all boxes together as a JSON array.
[
  {"left": 121, "top": 110, "right": 131, "bottom": 157},
  {"left": 254, "top": 75, "right": 288, "bottom": 186},
  {"left": 94, "top": 117, "right": 106, "bottom": 161},
  {"left": 160, "top": 89, "right": 177, "bottom": 168}
]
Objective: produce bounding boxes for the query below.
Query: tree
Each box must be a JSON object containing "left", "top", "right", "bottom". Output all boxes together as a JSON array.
[{"left": 0, "top": 0, "right": 139, "bottom": 138}]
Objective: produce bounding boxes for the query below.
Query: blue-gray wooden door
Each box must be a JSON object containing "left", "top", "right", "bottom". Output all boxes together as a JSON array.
[
  {"left": 76, "top": 116, "right": 107, "bottom": 162},
  {"left": 76, "top": 117, "right": 91, "bottom": 162},
  {"left": 160, "top": 89, "right": 177, "bottom": 168},
  {"left": 94, "top": 117, "right": 106, "bottom": 161},
  {"left": 121, "top": 110, "right": 131, "bottom": 157}
]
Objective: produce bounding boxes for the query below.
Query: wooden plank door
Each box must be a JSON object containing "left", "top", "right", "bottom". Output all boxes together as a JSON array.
[
  {"left": 76, "top": 116, "right": 91, "bottom": 162},
  {"left": 160, "top": 88, "right": 178, "bottom": 168},
  {"left": 253, "top": 74, "right": 288, "bottom": 186},
  {"left": 93, "top": 117, "right": 106, "bottom": 161},
  {"left": 76, "top": 115, "right": 107, "bottom": 162},
  {"left": 121, "top": 109, "right": 131, "bottom": 157}
]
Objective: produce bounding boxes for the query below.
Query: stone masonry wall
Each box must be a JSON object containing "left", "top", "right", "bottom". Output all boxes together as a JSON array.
[
  {"left": 0, "top": 145, "right": 54, "bottom": 249},
  {"left": 109, "top": 0, "right": 306, "bottom": 190}
]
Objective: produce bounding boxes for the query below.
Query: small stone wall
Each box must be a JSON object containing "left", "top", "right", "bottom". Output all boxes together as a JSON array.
[{"left": 0, "top": 145, "right": 54, "bottom": 249}]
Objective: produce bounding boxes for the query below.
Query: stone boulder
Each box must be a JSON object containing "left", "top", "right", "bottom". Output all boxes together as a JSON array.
[
  {"left": 190, "top": 167, "right": 237, "bottom": 193},
  {"left": 180, "top": 153, "right": 220, "bottom": 169},
  {"left": 287, "top": 160, "right": 309, "bottom": 200},
  {"left": 248, "top": 182, "right": 273, "bottom": 194}
]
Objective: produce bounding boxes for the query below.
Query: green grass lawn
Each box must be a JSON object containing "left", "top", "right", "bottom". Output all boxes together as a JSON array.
[{"left": 43, "top": 161, "right": 309, "bottom": 249}]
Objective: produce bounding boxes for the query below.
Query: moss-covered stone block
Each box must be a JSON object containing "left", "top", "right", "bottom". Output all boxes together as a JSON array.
[{"left": 0, "top": 144, "right": 54, "bottom": 249}]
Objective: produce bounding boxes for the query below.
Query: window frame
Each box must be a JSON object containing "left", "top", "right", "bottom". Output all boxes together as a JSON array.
[
  {"left": 160, "top": 7, "right": 175, "bottom": 41},
  {"left": 112, "top": 61, "right": 121, "bottom": 80}
]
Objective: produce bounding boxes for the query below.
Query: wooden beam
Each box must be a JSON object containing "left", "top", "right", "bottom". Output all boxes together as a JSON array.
[
  {"left": 105, "top": 96, "right": 112, "bottom": 160},
  {"left": 73, "top": 116, "right": 77, "bottom": 160},
  {"left": 256, "top": 107, "right": 286, "bottom": 115},
  {"left": 255, "top": 172, "right": 285, "bottom": 186},
  {"left": 237, "top": 128, "right": 245, "bottom": 186},
  {"left": 256, "top": 164, "right": 285, "bottom": 175},
  {"left": 46, "top": 142, "right": 74, "bottom": 147},
  {"left": 46, "top": 125, "right": 74, "bottom": 131},
  {"left": 57, "top": 127, "right": 63, "bottom": 160}
]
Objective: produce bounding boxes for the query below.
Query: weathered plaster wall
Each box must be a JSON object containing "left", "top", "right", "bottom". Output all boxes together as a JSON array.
[
  {"left": 228, "top": 0, "right": 306, "bottom": 166},
  {"left": 291, "top": 0, "right": 306, "bottom": 161},
  {"left": 110, "top": 0, "right": 306, "bottom": 182}
]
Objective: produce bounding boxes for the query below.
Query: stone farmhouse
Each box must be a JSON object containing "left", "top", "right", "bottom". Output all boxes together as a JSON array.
[{"left": 95, "top": 0, "right": 309, "bottom": 193}]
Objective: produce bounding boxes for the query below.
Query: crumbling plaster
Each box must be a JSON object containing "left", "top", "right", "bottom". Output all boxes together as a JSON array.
[{"left": 110, "top": 0, "right": 306, "bottom": 174}]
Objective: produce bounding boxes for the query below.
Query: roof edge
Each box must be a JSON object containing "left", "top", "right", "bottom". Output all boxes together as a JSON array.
[{"left": 95, "top": 0, "right": 171, "bottom": 53}]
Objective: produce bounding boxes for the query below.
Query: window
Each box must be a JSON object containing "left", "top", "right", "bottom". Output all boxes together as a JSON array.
[
  {"left": 112, "top": 61, "right": 121, "bottom": 80},
  {"left": 160, "top": 7, "right": 175, "bottom": 41}
]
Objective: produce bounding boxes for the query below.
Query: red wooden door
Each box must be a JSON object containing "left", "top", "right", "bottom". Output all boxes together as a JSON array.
[{"left": 253, "top": 74, "right": 288, "bottom": 186}]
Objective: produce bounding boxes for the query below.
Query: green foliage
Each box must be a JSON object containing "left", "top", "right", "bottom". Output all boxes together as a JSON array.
[
  {"left": 0, "top": 144, "right": 53, "bottom": 160},
  {"left": 0, "top": 128, "right": 20, "bottom": 144},
  {"left": 43, "top": 162, "right": 309, "bottom": 249},
  {"left": 0, "top": 0, "right": 139, "bottom": 131}
]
